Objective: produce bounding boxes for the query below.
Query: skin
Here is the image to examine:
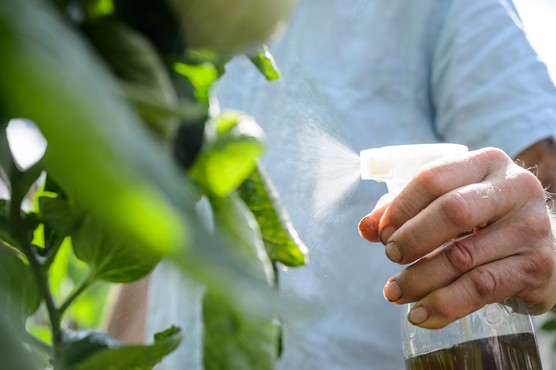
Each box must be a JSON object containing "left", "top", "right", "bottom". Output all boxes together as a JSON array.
[{"left": 358, "top": 137, "right": 556, "bottom": 329}]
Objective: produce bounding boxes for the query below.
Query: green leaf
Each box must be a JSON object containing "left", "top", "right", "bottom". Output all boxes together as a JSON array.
[
  {"left": 191, "top": 111, "right": 265, "bottom": 197},
  {"left": 0, "top": 199, "right": 11, "bottom": 243},
  {"left": 239, "top": 167, "right": 307, "bottom": 267},
  {"left": 39, "top": 195, "right": 73, "bottom": 251},
  {"left": 75, "top": 326, "right": 183, "bottom": 370},
  {"left": 0, "top": 121, "right": 17, "bottom": 182},
  {"left": 210, "top": 194, "right": 273, "bottom": 283},
  {"left": 249, "top": 45, "right": 281, "bottom": 81},
  {"left": 120, "top": 82, "right": 205, "bottom": 126},
  {"left": 0, "top": 314, "right": 41, "bottom": 370},
  {"left": 204, "top": 194, "right": 278, "bottom": 369},
  {"left": 71, "top": 213, "right": 161, "bottom": 283},
  {"left": 203, "top": 294, "right": 279, "bottom": 370},
  {"left": 60, "top": 330, "right": 121, "bottom": 369},
  {"left": 174, "top": 61, "right": 219, "bottom": 104},
  {"left": 0, "top": 247, "right": 41, "bottom": 327},
  {"left": 0, "top": 0, "right": 189, "bottom": 256}
]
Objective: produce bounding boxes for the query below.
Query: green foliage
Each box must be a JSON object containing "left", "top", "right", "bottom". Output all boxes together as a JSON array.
[
  {"left": 0, "top": 0, "right": 305, "bottom": 368},
  {"left": 0, "top": 315, "right": 41, "bottom": 370},
  {"left": 203, "top": 294, "right": 279, "bottom": 370},
  {"left": 71, "top": 213, "right": 161, "bottom": 283},
  {"left": 75, "top": 327, "right": 183, "bottom": 370},
  {"left": 249, "top": 46, "right": 282, "bottom": 81},
  {"left": 0, "top": 248, "right": 41, "bottom": 327},
  {"left": 191, "top": 111, "right": 266, "bottom": 197},
  {"left": 239, "top": 168, "right": 308, "bottom": 267},
  {"left": 0, "top": 0, "right": 188, "bottom": 256}
]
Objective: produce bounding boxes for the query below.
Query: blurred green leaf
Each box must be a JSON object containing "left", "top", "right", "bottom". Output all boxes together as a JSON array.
[
  {"left": 0, "top": 121, "right": 17, "bottom": 182},
  {"left": 0, "top": 314, "right": 41, "bottom": 370},
  {"left": 239, "top": 167, "right": 307, "bottom": 267},
  {"left": 542, "top": 318, "right": 556, "bottom": 332},
  {"left": 72, "top": 213, "right": 161, "bottom": 283},
  {"left": 0, "top": 199, "right": 10, "bottom": 243},
  {"left": 210, "top": 193, "right": 273, "bottom": 283},
  {"left": 120, "top": 82, "right": 205, "bottom": 125},
  {"left": 203, "top": 193, "right": 277, "bottom": 369},
  {"left": 0, "top": 0, "right": 188, "bottom": 256},
  {"left": 191, "top": 111, "right": 265, "bottom": 197},
  {"left": 39, "top": 195, "right": 73, "bottom": 252},
  {"left": 83, "top": 0, "right": 115, "bottom": 19},
  {"left": 249, "top": 45, "right": 281, "bottom": 81},
  {"left": 75, "top": 326, "right": 183, "bottom": 370},
  {"left": 174, "top": 61, "right": 219, "bottom": 104},
  {"left": 0, "top": 248, "right": 41, "bottom": 328},
  {"left": 60, "top": 329, "right": 121, "bottom": 369},
  {"left": 204, "top": 294, "right": 279, "bottom": 370}
]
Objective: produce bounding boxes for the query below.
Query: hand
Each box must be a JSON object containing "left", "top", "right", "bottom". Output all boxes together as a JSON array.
[{"left": 358, "top": 147, "right": 556, "bottom": 329}]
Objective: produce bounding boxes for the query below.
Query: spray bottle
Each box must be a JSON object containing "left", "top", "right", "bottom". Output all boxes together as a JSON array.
[{"left": 360, "top": 143, "right": 543, "bottom": 370}]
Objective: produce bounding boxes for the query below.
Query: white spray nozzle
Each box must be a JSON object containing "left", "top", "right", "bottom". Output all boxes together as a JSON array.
[{"left": 360, "top": 144, "right": 468, "bottom": 195}]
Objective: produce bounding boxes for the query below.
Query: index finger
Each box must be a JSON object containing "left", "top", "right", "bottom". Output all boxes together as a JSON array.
[{"left": 377, "top": 148, "right": 509, "bottom": 244}]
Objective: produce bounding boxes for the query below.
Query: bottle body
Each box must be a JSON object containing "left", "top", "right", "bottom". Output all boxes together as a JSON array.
[{"left": 403, "top": 299, "right": 543, "bottom": 370}]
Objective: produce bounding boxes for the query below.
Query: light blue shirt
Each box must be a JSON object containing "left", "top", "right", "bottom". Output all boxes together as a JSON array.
[{"left": 149, "top": 0, "right": 556, "bottom": 369}]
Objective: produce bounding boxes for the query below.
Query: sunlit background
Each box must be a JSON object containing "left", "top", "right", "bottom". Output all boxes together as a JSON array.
[{"left": 515, "top": 0, "right": 556, "bottom": 81}]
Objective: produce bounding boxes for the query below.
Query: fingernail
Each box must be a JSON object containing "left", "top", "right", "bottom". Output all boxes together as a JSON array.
[
  {"left": 385, "top": 241, "right": 402, "bottom": 262},
  {"left": 383, "top": 280, "right": 402, "bottom": 302},
  {"left": 358, "top": 215, "right": 369, "bottom": 230},
  {"left": 379, "top": 226, "right": 396, "bottom": 245},
  {"left": 408, "top": 306, "right": 428, "bottom": 325},
  {"left": 358, "top": 216, "right": 370, "bottom": 240}
]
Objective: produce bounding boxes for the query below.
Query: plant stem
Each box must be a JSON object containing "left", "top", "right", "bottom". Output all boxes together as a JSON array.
[
  {"left": 9, "top": 189, "right": 62, "bottom": 349},
  {"left": 58, "top": 274, "right": 94, "bottom": 316}
]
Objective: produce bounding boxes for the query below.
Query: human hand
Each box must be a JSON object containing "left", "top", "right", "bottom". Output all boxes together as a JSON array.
[{"left": 358, "top": 147, "right": 556, "bottom": 329}]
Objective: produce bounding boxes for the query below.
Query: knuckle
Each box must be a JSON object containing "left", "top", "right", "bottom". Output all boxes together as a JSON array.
[
  {"left": 518, "top": 206, "right": 552, "bottom": 240},
  {"left": 479, "top": 147, "right": 509, "bottom": 163},
  {"left": 514, "top": 170, "right": 545, "bottom": 202},
  {"left": 414, "top": 165, "right": 446, "bottom": 197},
  {"left": 427, "top": 294, "right": 458, "bottom": 322},
  {"left": 440, "top": 191, "right": 474, "bottom": 229},
  {"left": 443, "top": 240, "right": 475, "bottom": 274},
  {"left": 522, "top": 248, "right": 555, "bottom": 281},
  {"left": 468, "top": 267, "right": 499, "bottom": 300}
]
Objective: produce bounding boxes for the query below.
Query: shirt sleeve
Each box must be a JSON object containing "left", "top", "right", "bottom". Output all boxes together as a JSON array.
[{"left": 431, "top": 0, "right": 556, "bottom": 158}]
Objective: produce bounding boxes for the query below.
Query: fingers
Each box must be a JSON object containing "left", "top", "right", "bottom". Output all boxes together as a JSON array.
[
  {"left": 384, "top": 206, "right": 554, "bottom": 306},
  {"left": 406, "top": 246, "right": 556, "bottom": 329},
  {"left": 361, "top": 148, "right": 546, "bottom": 264}
]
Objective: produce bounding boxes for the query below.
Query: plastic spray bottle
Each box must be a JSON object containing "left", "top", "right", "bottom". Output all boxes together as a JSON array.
[{"left": 360, "top": 143, "right": 543, "bottom": 370}]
